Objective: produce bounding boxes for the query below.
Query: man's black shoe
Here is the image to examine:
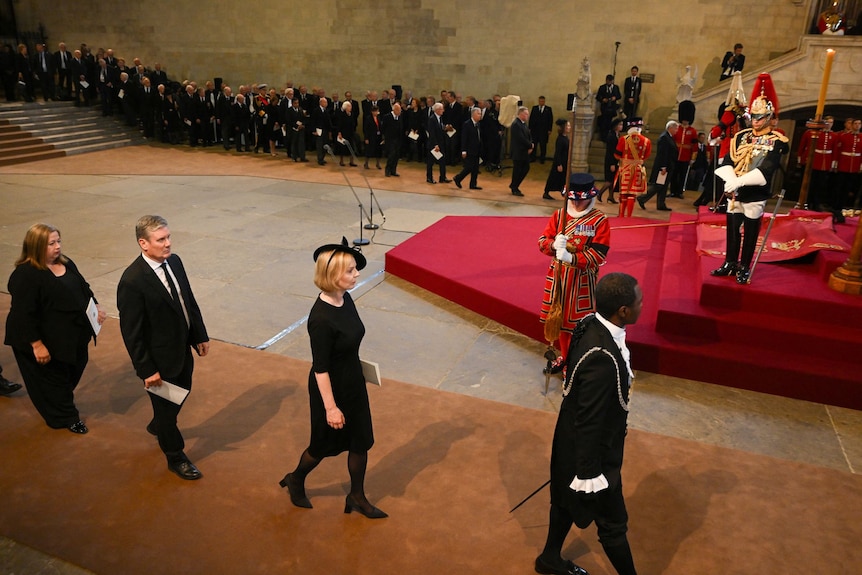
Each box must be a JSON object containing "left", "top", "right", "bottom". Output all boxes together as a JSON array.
[
  {"left": 169, "top": 459, "right": 203, "bottom": 480},
  {"left": 0, "top": 377, "right": 22, "bottom": 396}
]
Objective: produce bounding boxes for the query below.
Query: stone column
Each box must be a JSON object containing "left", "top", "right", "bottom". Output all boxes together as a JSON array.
[{"left": 571, "top": 96, "right": 595, "bottom": 173}]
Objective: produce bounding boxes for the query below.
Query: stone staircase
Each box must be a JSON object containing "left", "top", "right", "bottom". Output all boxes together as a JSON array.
[{"left": 0, "top": 101, "right": 144, "bottom": 166}]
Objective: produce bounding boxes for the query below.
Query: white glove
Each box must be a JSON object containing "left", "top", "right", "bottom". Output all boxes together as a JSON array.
[
  {"left": 556, "top": 248, "right": 573, "bottom": 263},
  {"left": 553, "top": 234, "right": 568, "bottom": 250},
  {"left": 714, "top": 164, "right": 736, "bottom": 183},
  {"left": 569, "top": 473, "right": 609, "bottom": 493},
  {"left": 734, "top": 168, "right": 766, "bottom": 189}
]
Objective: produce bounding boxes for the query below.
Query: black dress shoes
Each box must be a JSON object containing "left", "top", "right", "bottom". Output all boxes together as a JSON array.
[
  {"left": 440, "top": 178, "right": 452, "bottom": 183},
  {"left": 168, "top": 459, "right": 202, "bottom": 480},
  {"left": 426, "top": 179, "right": 436, "bottom": 184},
  {"left": 535, "top": 555, "right": 589, "bottom": 575},
  {"left": 542, "top": 192, "right": 554, "bottom": 200},
  {"left": 0, "top": 377, "right": 22, "bottom": 396},
  {"left": 454, "top": 179, "right": 462, "bottom": 188},
  {"left": 279, "top": 473, "right": 312, "bottom": 508},
  {"left": 657, "top": 206, "right": 672, "bottom": 211},
  {"left": 344, "top": 494, "right": 388, "bottom": 519},
  {"left": 637, "top": 197, "right": 646, "bottom": 210},
  {"left": 736, "top": 265, "right": 752, "bottom": 284},
  {"left": 512, "top": 189, "right": 524, "bottom": 197},
  {"left": 469, "top": 186, "right": 482, "bottom": 190},
  {"left": 710, "top": 261, "right": 738, "bottom": 277},
  {"left": 68, "top": 421, "right": 88, "bottom": 434}
]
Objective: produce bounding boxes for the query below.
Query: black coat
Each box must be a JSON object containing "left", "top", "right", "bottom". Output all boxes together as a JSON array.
[
  {"left": 381, "top": 112, "right": 403, "bottom": 151},
  {"left": 426, "top": 112, "right": 446, "bottom": 151},
  {"left": 460, "top": 118, "right": 481, "bottom": 159},
  {"left": 117, "top": 254, "right": 208, "bottom": 383},
  {"left": 5, "top": 258, "right": 96, "bottom": 365},
  {"left": 649, "top": 130, "right": 678, "bottom": 184},
  {"left": 510, "top": 119, "right": 533, "bottom": 162},
  {"left": 550, "top": 314, "right": 631, "bottom": 527}
]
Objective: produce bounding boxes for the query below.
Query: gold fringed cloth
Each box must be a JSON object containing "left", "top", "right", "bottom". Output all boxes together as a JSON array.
[{"left": 697, "top": 211, "right": 850, "bottom": 262}]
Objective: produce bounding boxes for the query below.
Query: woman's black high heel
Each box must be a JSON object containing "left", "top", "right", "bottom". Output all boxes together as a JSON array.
[
  {"left": 279, "top": 473, "right": 312, "bottom": 508},
  {"left": 344, "top": 494, "right": 388, "bottom": 519}
]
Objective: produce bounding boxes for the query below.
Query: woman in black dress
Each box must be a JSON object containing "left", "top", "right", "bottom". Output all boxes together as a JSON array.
[
  {"left": 543, "top": 119, "right": 570, "bottom": 199},
  {"left": 280, "top": 238, "right": 386, "bottom": 519},
  {"left": 336, "top": 101, "right": 358, "bottom": 166},
  {"left": 5, "top": 223, "right": 106, "bottom": 433}
]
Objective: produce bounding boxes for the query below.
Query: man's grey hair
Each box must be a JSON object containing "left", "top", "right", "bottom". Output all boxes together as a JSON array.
[
  {"left": 135, "top": 215, "right": 168, "bottom": 241},
  {"left": 666, "top": 120, "right": 680, "bottom": 131}
]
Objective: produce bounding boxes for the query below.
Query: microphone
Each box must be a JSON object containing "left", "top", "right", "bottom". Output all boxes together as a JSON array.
[
  {"left": 615, "top": 41, "right": 621, "bottom": 47},
  {"left": 323, "top": 144, "right": 334, "bottom": 156}
]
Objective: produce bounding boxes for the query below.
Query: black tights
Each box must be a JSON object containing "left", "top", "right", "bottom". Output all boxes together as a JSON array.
[{"left": 292, "top": 448, "right": 373, "bottom": 508}]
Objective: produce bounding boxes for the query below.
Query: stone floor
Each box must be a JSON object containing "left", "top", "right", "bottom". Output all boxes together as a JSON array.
[{"left": 1, "top": 143, "right": 860, "bottom": 573}]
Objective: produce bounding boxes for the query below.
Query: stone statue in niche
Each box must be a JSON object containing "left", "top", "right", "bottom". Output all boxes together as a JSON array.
[
  {"left": 575, "top": 57, "right": 592, "bottom": 103},
  {"left": 676, "top": 64, "right": 698, "bottom": 102}
]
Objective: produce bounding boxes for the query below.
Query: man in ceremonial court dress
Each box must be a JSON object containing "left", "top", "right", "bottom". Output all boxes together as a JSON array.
[{"left": 711, "top": 73, "right": 789, "bottom": 285}]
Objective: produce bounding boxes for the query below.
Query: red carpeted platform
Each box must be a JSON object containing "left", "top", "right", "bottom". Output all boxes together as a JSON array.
[{"left": 385, "top": 213, "right": 862, "bottom": 410}]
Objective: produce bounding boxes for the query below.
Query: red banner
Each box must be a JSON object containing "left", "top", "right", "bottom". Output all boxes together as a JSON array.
[{"left": 697, "top": 210, "right": 850, "bottom": 262}]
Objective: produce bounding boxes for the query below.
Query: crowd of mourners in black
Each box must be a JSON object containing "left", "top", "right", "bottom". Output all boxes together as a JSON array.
[{"left": 1, "top": 41, "right": 523, "bottom": 173}]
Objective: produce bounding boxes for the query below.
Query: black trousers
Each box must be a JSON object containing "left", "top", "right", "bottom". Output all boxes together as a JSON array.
[
  {"left": 385, "top": 143, "right": 401, "bottom": 175},
  {"left": 455, "top": 155, "right": 480, "bottom": 187},
  {"left": 640, "top": 182, "right": 669, "bottom": 208},
  {"left": 149, "top": 347, "right": 194, "bottom": 462},
  {"left": 14, "top": 345, "right": 88, "bottom": 428},
  {"left": 426, "top": 152, "right": 447, "bottom": 181},
  {"left": 510, "top": 160, "right": 530, "bottom": 192}
]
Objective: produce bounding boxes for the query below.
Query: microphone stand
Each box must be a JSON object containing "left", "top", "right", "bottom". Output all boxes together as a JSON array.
[
  {"left": 323, "top": 144, "right": 371, "bottom": 246},
  {"left": 361, "top": 173, "right": 386, "bottom": 231},
  {"left": 613, "top": 41, "right": 621, "bottom": 79}
]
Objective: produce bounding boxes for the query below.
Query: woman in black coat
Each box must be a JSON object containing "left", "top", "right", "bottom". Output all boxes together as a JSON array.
[
  {"left": 5, "top": 223, "right": 106, "bottom": 433},
  {"left": 543, "top": 119, "right": 570, "bottom": 199},
  {"left": 336, "top": 101, "right": 357, "bottom": 166}
]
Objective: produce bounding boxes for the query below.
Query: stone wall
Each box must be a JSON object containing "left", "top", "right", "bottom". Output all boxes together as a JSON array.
[{"left": 15, "top": 0, "right": 817, "bottom": 131}]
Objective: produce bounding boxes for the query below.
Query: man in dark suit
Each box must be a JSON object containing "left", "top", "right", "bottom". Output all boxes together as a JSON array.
[
  {"left": 31, "top": 44, "right": 55, "bottom": 101},
  {"left": 138, "top": 76, "right": 156, "bottom": 138},
  {"left": 15, "top": 44, "right": 34, "bottom": 103},
  {"left": 69, "top": 49, "right": 87, "bottom": 106},
  {"left": 623, "top": 66, "right": 642, "bottom": 118},
  {"left": 381, "top": 102, "right": 403, "bottom": 177},
  {"left": 529, "top": 96, "right": 553, "bottom": 163},
  {"left": 509, "top": 106, "right": 533, "bottom": 196},
  {"left": 311, "top": 97, "right": 333, "bottom": 165},
  {"left": 637, "top": 120, "right": 679, "bottom": 211},
  {"left": 719, "top": 44, "right": 745, "bottom": 81},
  {"left": 232, "top": 93, "right": 251, "bottom": 151},
  {"left": 148, "top": 62, "right": 168, "bottom": 88},
  {"left": 54, "top": 42, "right": 73, "bottom": 99},
  {"left": 426, "top": 102, "right": 450, "bottom": 184},
  {"left": 453, "top": 107, "right": 483, "bottom": 190},
  {"left": 117, "top": 215, "right": 210, "bottom": 481},
  {"left": 286, "top": 97, "right": 308, "bottom": 161},
  {"left": 96, "top": 58, "right": 118, "bottom": 116},
  {"left": 596, "top": 75, "right": 622, "bottom": 138},
  {"left": 536, "top": 272, "right": 643, "bottom": 575}
]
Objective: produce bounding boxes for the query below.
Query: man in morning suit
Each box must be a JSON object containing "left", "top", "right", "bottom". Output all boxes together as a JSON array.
[
  {"left": 637, "top": 120, "right": 679, "bottom": 211},
  {"left": 509, "top": 106, "right": 534, "bottom": 196},
  {"left": 453, "top": 107, "right": 483, "bottom": 190},
  {"left": 426, "top": 102, "right": 450, "bottom": 184},
  {"left": 381, "top": 102, "right": 403, "bottom": 177},
  {"left": 311, "top": 97, "right": 333, "bottom": 165},
  {"left": 117, "top": 215, "right": 210, "bottom": 481},
  {"left": 529, "top": 96, "right": 554, "bottom": 163},
  {"left": 536, "top": 272, "right": 643, "bottom": 575}
]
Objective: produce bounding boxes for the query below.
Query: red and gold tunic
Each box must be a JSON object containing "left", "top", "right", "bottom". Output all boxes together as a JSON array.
[
  {"left": 674, "top": 124, "right": 699, "bottom": 162},
  {"left": 836, "top": 131, "right": 862, "bottom": 173},
  {"left": 797, "top": 129, "right": 837, "bottom": 172},
  {"left": 614, "top": 133, "right": 651, "bottom": 195},
  {"left": 538, "top": 207, "right": 610, "bottom": 333}
]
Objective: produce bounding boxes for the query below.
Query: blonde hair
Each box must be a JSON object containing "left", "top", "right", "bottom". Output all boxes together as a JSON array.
[
  {"left": 15, "top": 223, "right": 67, "bottom": 270},
  {"left": 313, "top": 250, "right": 356, "bottom": 292}
]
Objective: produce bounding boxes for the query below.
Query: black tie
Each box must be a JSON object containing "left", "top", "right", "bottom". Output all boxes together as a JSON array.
[{"left": 161, "top": 262, "right": 182, "bottom": 311}]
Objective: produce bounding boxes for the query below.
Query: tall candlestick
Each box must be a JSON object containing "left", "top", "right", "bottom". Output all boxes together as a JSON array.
[{"left": 815, "top": 49, "right": 835, "bottom": 119}]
